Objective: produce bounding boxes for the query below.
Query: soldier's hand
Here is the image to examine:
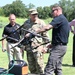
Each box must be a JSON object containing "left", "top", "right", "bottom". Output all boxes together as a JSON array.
[
  {"left": 42, "top": 48, "right": 48, "bottom": 53},
  {"left": 25, "top": 33, "right": 30, "bottom": 38}
]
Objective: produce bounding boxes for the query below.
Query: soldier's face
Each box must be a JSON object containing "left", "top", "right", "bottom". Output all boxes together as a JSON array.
[{"left": 30, "top": 14, "right": 38, "bottom": 21}]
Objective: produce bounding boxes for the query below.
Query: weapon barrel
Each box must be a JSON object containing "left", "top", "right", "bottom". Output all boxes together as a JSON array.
[{"left": 22, "top": 28, "right": 50, "bottom": 41}]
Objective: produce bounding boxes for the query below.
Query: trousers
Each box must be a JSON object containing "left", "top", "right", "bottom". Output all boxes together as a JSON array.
[
  {"left": 73, "top": 35, "right": 75, "bottom": 66},
  {"left": 7, "top": 42, "right": 23, "bottom": 61},
  {"left": 26, "top": 45, "right": 44, "bottom": 74},
  {"left": 44, "top": 45, "right": 67, "bottom": 75}
]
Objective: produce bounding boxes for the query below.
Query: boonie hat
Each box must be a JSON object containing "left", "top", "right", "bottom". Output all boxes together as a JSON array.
[{"left": 29, "top": 9, "right": 38, "bottom": 14}]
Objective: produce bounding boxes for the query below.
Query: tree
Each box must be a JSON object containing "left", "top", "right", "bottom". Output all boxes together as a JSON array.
[
  {"left": 2, "top": 4, "right": 12, "bottom": 16},
  {"left": 43, "top": 6, "right": 51, "bottom": 19},
  {"left": 37, "top": 6, "right": 51, "bottom": 19},
  {"left": 0, "top": 7, "right": 4, "bottom": 16},
  {"left": 58, "top": 0, "right": 74, "bottom": 21},
  {"left": 27, "top": 3, "right": 35, "bottom": 9},
  {"left": 11, "top": 0, "right": 28, "bottom": 18},
  {"left": 3, "top": 0, "right": 28, "bottom": 18},
  {"left": 70, "top": 0, "right": 75, "bottom": 20},
  {"left": 37, "top": 7, "right": 43, "bottom": 18}
]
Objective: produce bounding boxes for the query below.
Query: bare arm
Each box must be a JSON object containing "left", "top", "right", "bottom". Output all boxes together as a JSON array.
[
  {"left": 2, "top": 39, "right": 6, "bottom": 52},
  {"left": 70, "top": 25, "right": 74, "bottom": 33},
  {"left": 36, "top": 24, "right": 53, "bottom": 33},
  {"left": 70, "top": 22, "right": 75, "bottom": 34}
]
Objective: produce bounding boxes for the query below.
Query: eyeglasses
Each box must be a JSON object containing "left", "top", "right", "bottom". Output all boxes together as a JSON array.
[{"left": 52, "top": 9, "right": 57, "bottom": 13}]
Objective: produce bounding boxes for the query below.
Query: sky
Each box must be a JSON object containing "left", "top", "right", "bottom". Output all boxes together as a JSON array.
[{"left": 0, "top": 0, "right": 60, "bottom": 7}]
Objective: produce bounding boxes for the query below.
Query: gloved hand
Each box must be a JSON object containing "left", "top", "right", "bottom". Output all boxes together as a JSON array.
[{"left": 25, "top": 33, "right": 35, "bottom": 38}]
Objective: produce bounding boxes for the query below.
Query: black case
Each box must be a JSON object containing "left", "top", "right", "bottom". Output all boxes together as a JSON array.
[{"left": 8, "top": 60, "right": 28, "bottom": 75}]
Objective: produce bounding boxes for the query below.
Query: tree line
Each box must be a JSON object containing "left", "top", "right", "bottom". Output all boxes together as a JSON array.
[{"left": 0, "top": 0, "right": 75, "bottom": 21}]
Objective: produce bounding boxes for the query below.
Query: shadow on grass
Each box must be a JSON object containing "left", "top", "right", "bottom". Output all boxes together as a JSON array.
[
  {"left": 44, "top": 62, "right": 74, "bottom": 67},
  {"left": 62, "top": 64, "right": 72, "bottom": 67}
]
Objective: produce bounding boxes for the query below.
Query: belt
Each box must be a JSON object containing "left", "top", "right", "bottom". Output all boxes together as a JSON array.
[{"left": 52, "top": 43, "right": 67, "bottom": 46}]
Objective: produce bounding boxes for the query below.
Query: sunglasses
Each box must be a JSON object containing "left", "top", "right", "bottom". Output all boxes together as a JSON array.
[{"left": 52, "top": 9, "right": 57, "bottom": 13}]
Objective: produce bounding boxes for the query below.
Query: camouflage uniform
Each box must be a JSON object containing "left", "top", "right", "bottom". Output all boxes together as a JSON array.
[{"left": 22, "top": 18, "right": 49, "bottom": 74}]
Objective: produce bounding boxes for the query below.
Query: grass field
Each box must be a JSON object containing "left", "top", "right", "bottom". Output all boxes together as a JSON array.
[{"left": 0, "top": 16, "right": 75, "bottom": 75}]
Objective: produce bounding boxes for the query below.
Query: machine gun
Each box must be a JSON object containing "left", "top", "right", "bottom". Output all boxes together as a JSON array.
[
  {"left": 11, "top": 28, "right": 51, "bottom": 50},
  {"left": 0, "top": 25, "right": 51, "bottom": 50}
]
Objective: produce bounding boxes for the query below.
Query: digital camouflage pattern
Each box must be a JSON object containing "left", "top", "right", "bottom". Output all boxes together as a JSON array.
[{"left": 22, "top": 18, "right": 49, "bottom": 74}]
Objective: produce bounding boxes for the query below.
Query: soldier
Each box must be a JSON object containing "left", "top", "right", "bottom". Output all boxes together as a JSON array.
[{"left": 22, "top": 9, "right": 50, "bottom": 74}]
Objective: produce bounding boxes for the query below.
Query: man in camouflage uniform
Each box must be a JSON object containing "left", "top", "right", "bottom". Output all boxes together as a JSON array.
[{"left": 22, "top": 9, "right": 50, "bottom": 74}]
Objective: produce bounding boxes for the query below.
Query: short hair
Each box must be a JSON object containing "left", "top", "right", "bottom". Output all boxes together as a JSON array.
[
  {"left": 51, "top": 4, "right": 62, "bottom": 10},
  {"left": 9, "top": 14, "right": 16, "bottom": 19}
]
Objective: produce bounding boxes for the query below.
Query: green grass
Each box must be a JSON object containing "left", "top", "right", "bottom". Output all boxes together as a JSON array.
[
  {"left": 0, "top": 17, "right": 75, "bottom": 75},
  {"left": 0, "top": 16, "right": 26, "bottom": 27}
]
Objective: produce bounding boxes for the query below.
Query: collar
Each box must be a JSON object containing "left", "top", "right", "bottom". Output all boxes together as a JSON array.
[{"left": 30, "top": 18, "right": 41, "bottom": 25}]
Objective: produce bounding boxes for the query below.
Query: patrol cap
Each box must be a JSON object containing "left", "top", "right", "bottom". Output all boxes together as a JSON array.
[{"left": 29, "top": 9, "right": 38, "bottom": 15}]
